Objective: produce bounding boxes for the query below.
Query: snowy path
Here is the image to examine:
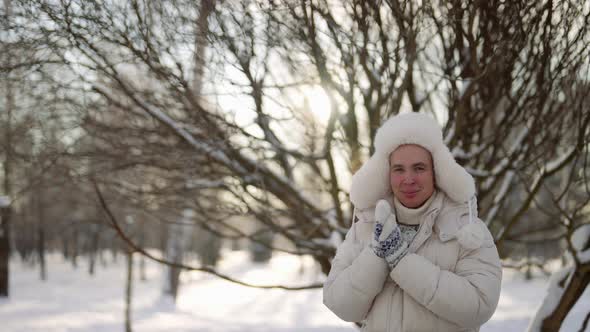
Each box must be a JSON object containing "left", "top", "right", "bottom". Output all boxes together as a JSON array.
[{"left": 0, "top": 251, "right": 588, "bottom": 332}]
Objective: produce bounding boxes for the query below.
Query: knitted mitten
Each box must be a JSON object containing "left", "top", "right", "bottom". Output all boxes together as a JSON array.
[{"left": 370, "top": 199, "right": 415, "bottom": 269}]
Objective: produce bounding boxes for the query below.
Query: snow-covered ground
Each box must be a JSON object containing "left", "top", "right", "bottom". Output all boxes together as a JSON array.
[{"left": 0, "top": 251, "right": 588, "bottom": 332}]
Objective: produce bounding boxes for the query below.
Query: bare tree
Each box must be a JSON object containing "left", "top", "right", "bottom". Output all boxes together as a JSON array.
[
  {"left": 0, "top": 0, "right": 16, "bottom": 297},
  {"left": 6, "top": 0, "right": 590, "bottom": 329}
]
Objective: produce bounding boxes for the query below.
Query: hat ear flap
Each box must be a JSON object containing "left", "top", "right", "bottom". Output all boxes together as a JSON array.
[
  {"left": 350, "top": 153, "right": 390, "bottom": 209},
  {"left": 432, "top": 145, "right": 476, "bottom": 204}
]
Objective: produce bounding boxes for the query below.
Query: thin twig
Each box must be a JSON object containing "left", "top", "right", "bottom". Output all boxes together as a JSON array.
[
  {"left": 579, "top": 310, "right": 590, "bottom": 332},
  {"left": 92, "top": 180, "right": 323, "bottom": 290}
]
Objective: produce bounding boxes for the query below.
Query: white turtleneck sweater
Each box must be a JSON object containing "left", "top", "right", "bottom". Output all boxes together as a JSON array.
[{"left": 391, "top": 190, "right": 438, "bottom": 246}]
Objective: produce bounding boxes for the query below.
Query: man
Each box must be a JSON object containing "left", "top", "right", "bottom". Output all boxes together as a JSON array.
[{"left": 323, "top": 112, "right": 502, "bottom": 331}]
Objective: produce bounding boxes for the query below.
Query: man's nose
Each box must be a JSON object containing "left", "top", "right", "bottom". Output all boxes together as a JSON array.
[{"left": 403, "top": 174, "right": 416, "bottom": 184}]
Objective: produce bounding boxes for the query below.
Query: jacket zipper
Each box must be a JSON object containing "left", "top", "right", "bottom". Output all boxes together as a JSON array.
[
  {"left": 385, "top": 209, "right": 437, "bottom": 331},
  {"left": 409, "top": 211, "right": 436, "bottom": 253},
  {"left": 390, "top": 211, "right": 435, "bottom": 331}
]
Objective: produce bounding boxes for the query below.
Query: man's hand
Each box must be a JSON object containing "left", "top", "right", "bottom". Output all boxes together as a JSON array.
[{"left": 370, "top": 199, "right": 410, "bottom": 270}]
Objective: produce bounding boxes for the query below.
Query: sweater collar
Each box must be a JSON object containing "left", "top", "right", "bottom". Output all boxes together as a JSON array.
[{"left": 392, "top": 190, "right": 438, "bottom": 225}]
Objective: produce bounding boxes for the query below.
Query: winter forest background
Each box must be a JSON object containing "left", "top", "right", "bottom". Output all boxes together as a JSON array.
[{"left": 1, "top": 0, "right": 589, "bottom": 331}]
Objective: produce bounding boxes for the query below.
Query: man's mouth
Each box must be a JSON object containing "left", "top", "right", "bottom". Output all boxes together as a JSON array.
[{"left": 403, "top": 190, "right": 419, "bottom": 198}]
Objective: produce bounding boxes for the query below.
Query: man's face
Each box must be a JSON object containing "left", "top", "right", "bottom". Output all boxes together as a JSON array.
[{"left": 389, "top": 144, "right": 435, "bottom": 208}]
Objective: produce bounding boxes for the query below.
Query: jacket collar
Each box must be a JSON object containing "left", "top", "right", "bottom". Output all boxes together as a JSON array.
[
  {"left": 359, "top": 191, "right": 471, "bottom": 243},
  {"left": 431, "top": 193, "right": 471, "bottom": 242},
  {"left": 423, "top": 190, "right": 444, "bottom": 221},
  {"left": 393, "top": 191, "right": 438, "bottom": 225},
  {"left": 403, "top": 191, "right": 470, "bottom": 243},
  {"left": 407, "top": 192, "right": 444, "bottom": 252}
]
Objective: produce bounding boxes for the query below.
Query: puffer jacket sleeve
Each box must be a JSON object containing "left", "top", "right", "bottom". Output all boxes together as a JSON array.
[
  {"left": 323, "top": 219, "right": 389, "bottom": 322},
  {"left": 389, "top": 220, "right": 502, "bottom": 329}
]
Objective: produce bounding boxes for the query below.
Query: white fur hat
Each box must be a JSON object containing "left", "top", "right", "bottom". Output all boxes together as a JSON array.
[{"left": 350, "top": 112, "right": 475, "bottom": 209}]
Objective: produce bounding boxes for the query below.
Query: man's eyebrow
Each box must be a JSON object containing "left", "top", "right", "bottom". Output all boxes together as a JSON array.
[{"left": 391, "top": 162, "right": 428, "bottom": 168}]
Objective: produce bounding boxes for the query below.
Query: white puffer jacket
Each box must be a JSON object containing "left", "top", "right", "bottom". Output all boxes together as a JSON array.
[{"left": 323, "top": 192, "right": 502, "bottom": 332}]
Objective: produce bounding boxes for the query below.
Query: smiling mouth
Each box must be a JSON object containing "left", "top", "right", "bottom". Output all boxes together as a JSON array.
[
  {"left": 402, "top": 190, "right": 419, "bottom": 195},
  {"left": 401, "top": 191, "right": 420, "bottom": 199}
]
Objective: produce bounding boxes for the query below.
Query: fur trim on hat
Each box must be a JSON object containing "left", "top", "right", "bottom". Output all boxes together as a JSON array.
[{"left": 350, "top": 112, "right": 475, "bottom": 209}]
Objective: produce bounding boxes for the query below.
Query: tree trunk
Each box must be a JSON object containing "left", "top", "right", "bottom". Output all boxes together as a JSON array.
[
  {"left": 111, "top": 242, "right": 118, "bottom": 263},
  {"left": 1, "top": 0, "right": 14, "bottom": 296},
  {"left": 195, "top": 227, "right": 222, "bottom": 267},
  {"left": 191, "top": 0, "right": 215, "bottom": 99},
  {"left": 163, "top": 225, "right": 184, "bottom": 301},
  {"left": 88, "top": 225, "right": 99, "bottom": 276},
  {"left": 138, "top": 229, "right": 146, "bottom": 281},
  {"left": 62, "top": 235, "right": 69, "bottom": 261},
  {"left": 71, "top": 228, "right": 79, "bottom": 268},
  {"left": 0, "top": 205, "right": 11, "bottom": 296},
  {"left": 100, "top": 247, "right": 107, "bottom": 267},
  {"left": 35, "top": 189, "right": 47, "bottom": 281},
  {"left": 37, "top": 223, "right": 46, "bottom": 281},
  {"left": 162, "top": 211, "right": 192, "bottom": 302},
  {"left": 541, "top": 265, "right": 590, "bottom": 331},
  {"left": 166, "top": 265, "right": 181, "bottom": 300},
  {"left": 525, "top": 246, "right": 532, "bottom": 281},
  {"left": 125, "top": 250, "right": 133, "bottom": 332},
  {"left": 139, "top": 255, "right": 146, "bottom": 282}
]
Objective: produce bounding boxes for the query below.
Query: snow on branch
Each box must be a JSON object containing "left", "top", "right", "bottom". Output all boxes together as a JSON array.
[
  {"left": 529, "top": 147, "right": 577, "bottom": 193},
  {"left": 91, "top": 83, "right": 323, "bottom": 228},
  {"left": 572, "top": 224, "right": 590, "bottom": 264},
  {"left": 452, "top": 144, "right": 486, "bottom": 160},
  {"left": 0, "top": 196, "right": 10, "bottom": 207},
  {"left": 526, "top": 266, "right": 574, "bottom": 332},
  {"left": 496, "top": 147, "right": 578, "bottom": 242},
  {"left": 484, "top": 171, "right": 515, "bottom": 225}
]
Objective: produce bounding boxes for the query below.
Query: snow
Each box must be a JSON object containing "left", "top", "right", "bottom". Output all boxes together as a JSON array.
[
  {"left": 525, "top": 266, "right": 573, "bottom": 332},
  {"left": 572, "top": 224, "right": 590, "bottom": 252},
  {"left": 545, "top": 147, "right": 576, "bottom": 173},
  {"left": 443, "top": 124, "right": 455, "bottom": 145},
  {"left": 485, "top": 204, "right": 499, "bottom": 227},
  {"left": 1, "top": 252, "right": 589, "bottom": 332},
  {"left": 0, "top": 196, "right": 10, "bottom": 207},
  {"left": 480, "top": 126, "right": 531, "bottom": 190},
  {"left": 93, "top": 83, "right": 323, "bottom": 228},
  {"left": 572, "top": 224, "right": 590, "bottom": 263},
  {"left": 329, "top": 231, "right": 343, "bottom": 248},
  {"left": 485, "top": 171, "right": 515, "bottom": 225},
  {"left": 579, "top": 250, "right": 590, "bottom": 264},
  {"left": 528, "top": 147, "right": 576, "bottom": 196},
  {"left": 414, "top": 91, "right": 427, "bottom": 104},
  {"left": 494, "top": 171, "right": 515, "bottom": 205},
  {"left": 452, "top": 144, "right": 486, "bottom": 160},
  {"left": 458, "top": 79, "right": 473, "bottom": 98}
]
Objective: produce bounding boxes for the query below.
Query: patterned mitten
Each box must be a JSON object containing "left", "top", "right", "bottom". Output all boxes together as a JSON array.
[{"left": 370, "top": 199, "right": 411, "bottom": 269}]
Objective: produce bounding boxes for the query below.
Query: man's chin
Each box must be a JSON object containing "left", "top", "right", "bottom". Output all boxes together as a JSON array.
[{"left": 399, "top": 195, "right": 427, "bottom": 209}]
